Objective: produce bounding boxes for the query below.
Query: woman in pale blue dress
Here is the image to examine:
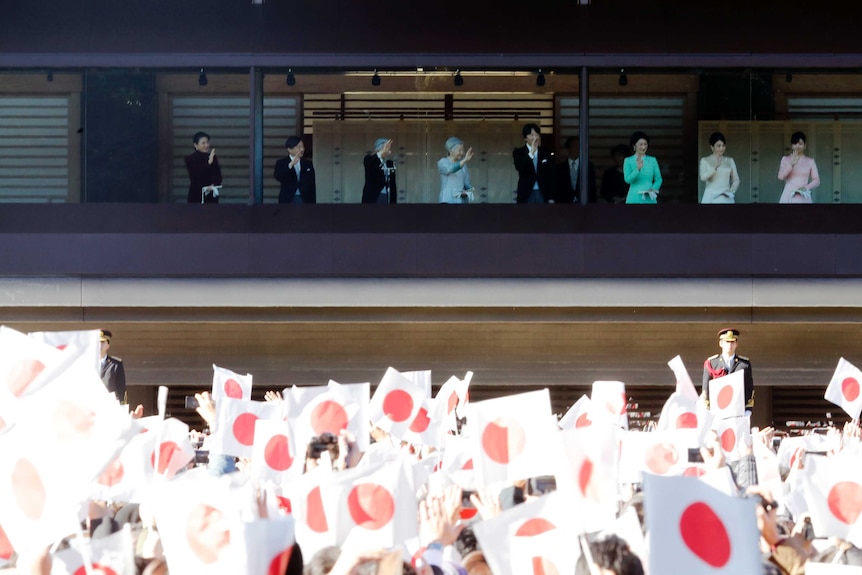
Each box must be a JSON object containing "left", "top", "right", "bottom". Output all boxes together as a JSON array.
[
  {"left": 623, "top": 131, "right": 663, "bottom": 204},
  {"left": 438, "top": 137, "right": 475, "bottom": 204}
]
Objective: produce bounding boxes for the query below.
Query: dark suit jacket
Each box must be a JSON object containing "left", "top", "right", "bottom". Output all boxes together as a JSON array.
[
  {"left": 274, "top": 157, "right": 317, "bottom": 203},
  {"left": 184, "top": 150, "right": 223, "bottom": 204},
  {"left": 513, "top": 145, "right": 554, "bottom": 203},
  {"left": 361, "top": 154, "right": 397, "bottom": 204},
  {"left": 702, "top": 354, "right": 754, "bottom": 407},
  {"left": 101, "top": 355, "right": 126, "bottom": 401},
  {"left": 554, "top": 159, "right": 597, "bottom": 204}
]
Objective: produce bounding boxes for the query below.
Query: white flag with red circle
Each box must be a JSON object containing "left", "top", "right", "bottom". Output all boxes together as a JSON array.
[
  {"left": 555, "top": 426, "right": 618, "bottom": 532},
  {"left": 91, "top": 431, "right": 151, "bottom": 504},
  {"left": 509, "top": 527, "right": 580, "bottom": 575},
  {"left": 708, "top": 370, "right": 745, "bottom": 418},
  {"left": 669, "top": 355, "right": 700, "bottom": 402},
  {"left": 643, "top": 473, "right": 761, "bottom": 575},
  {"left": 149, "top": 417, "right": 196, "bottom": 479},
  {"left": 467, "top": 389, "right": 559, "bottom": 485},
  {"left": 283, "top": 384, "right": 328, "bottom": 420},
  {"left": 294, "top": 381, "right": 370, "bottom": 452},
  {"left": 590, "top": 381, "right": 628, "bottom": 429},
  {"left": 29, "top": 329, "right": 101, "bottom": 375},
  {"left": 800, "top": 451, "right": 862, "bottom": 540},
  {"left": 210, "top": 398, "right": 283, "bottom": 459},
  {"left": 251, "top": 419, "right": 301, "bottom": 484},
  {"left": 825, "top": 358, "right": 862, "bottom": 420},
  {"left": 0, "top": 325, "right": 66, "bottom": 403},
  {"left": 657, "top": 392, "right": 700, "bottom": 432},
  {"left": 472, "top": 490, "right": 582, "bottom": 575},
  {"left": 402, "top": 397, "right": 445, "bottom": 449},
  {"left": 368, "top": 367, "right": 426, "bottom": 439},
  {"left": 440, "top": 434, "right": 477, "bottom": 492},
  {"left": 712, "top": 415, "right": 750, "bottom": 462},
  {"left": 0, "top": 523, "right": 13, "bottom": 568},
  {"left": 432, "top": 373, "right": 471, "bottom": 432},
  {"left": 50, "top": 525, "right": 136, "bottom": 575},
  {"left": 618, "top": 430, "right": 692, "bottom": 483},
  {"left": 212, "top": 364, "right": 253, "bottom": 401},
  {"left": 283, "top": 465, "right": 339, "bottom": 558},
  {"left": 558, "top": 395, "right": 594, "bottom": 430},
  {"left": 237, "top": 516, "right": 296, "bottom": 575},
  {"left": 401, "top": 369, "right": 432, "bottom": 398}
]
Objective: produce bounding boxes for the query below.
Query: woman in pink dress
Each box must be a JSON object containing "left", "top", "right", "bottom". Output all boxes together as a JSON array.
[{"left": 777, "top": 131, "right": 820, "bottom": 204}]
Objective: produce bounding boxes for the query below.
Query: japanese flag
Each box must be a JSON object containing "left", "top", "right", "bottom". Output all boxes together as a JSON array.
[
  {"left": 439, "top": 434, "right": 477, "bottom": 491},
  {"left": 294, "top": 381, "right": 369, "bottom": 452},
  {"left": 753, "top": 440, "right": 783, "bottom": 505},
  {"left": 668, "top": 355, "right": 700, "bottom": 402},
  {"left": 473, "top": 490, "right": 582, "bottom": 575},
  {"left": 212, "top": 364, "right": 253, "bottom": 401},
  {"left": 402, "top": 397, "right": 445, "bottom": 449},
  {"left": 91, "top": 431, "right": 152, "bottom": 504},
  {"left": 555, "top": 426, "right": 618, "bottom": 532},
  {"left": 368, "top": 367, "right": 426, "bottom": 440},
  {"left": 237, "top": 516, "right": 296, "bottom": 575},
  {"left": 801, "top": 452, "right": 862, "bottom": 540},
  {"left": 558, "top": 395, "right": 594, "bottom": 430},
  {"left": 590, "top": 381, "right": 628, "bottom": 429},
  {"left": 656, "top": 392, "right": 700, "bottom": 432},
  {"left": 150, "top": 417, "right": 196, "bottom": 478},
  {"left": 251, "top": 419, "right": 301, "bottom": 484},
  {"left": 50, "top": 525, "right": 136, "bottom": 575},
  {"left": 283, "top": 466, "right": 339, "bottom": 558},
  {"left": 643, "top": 473, "right": 761, "bottom": 575},
  {"left": 401, "top": 369, "right": 432, "bottom": 398},
  {"left": 708, "top": 371, "right": 745, "bottom": 418},
  {"left": 509, "top": 527, "right": 580, "bottom": 575},
  {"left": 432, "top": 373, "right": 471, "bottom": 431},
  {"left": 0, "top": 523, "right": 13, "bottom": 568},
  {"left": 825, "top": 358, "right": 862, "bottom": 420},
  {"left": 712, "top": 415, "right": 750, "bottom": 462},
  {"left": 29, "top": 329, "right": 101, "bottom": 375},
  {"left": 466, "top": 389, "right": 559, "bottom": 485},
  {"left": 619, "top": 430, "right": 691, "bottom": 484},
  {"left": 210, "top": 398, "right": 283, "bottom": 459},
  {"left": 0, "top": 325, "right": 66, "bottom": 400}
]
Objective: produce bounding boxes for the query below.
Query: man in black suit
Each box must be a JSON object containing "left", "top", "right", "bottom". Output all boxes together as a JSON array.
[
  {"left": 99, "top": 329, "right": 126, "bottom": 402},
  {"left": 554, "top": 136, "right": 596, "bottom": 204},
  {"left": 702, "top": 328, "right": 755, "bottom": 409},
  {"left": 362, "top": 138, "right": 397, "bottom": 204},
  {"left": 513, "top": 123, "right": 555, "bottom": 203},
  {"left": 275, "top": 136, "right": 317, "bottom": 204}
]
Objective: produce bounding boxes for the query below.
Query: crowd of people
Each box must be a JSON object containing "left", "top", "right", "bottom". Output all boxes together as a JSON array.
[
  {"left": 184, "top": 125, "right": 822, "bottom": 206},
  {"left": 2, "top": 326, "right": 862, "bottom": 575}
]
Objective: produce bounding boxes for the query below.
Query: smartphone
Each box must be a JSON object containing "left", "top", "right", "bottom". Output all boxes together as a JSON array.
[
  {"left": 526, "top": 476, "right": 557, "bottom": 496},
  {"left": 462, "top": 490, "right": 476, "bottom": 509},
  {"left": 688, "top": 447, "right": 705, "bottom": 463},
  {"left": 184, "top": 395, "right": 199, "bottom": 409}
]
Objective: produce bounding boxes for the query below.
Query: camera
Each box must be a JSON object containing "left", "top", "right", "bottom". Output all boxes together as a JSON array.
[
  {"left": 184, "top": 395, "right": 199, "bottom": 409},
  {"left": 525, "top": 476, "right": 557, "bottom": 496}
]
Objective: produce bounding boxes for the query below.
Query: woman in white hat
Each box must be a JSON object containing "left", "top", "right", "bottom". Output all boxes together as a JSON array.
[{"left": 438, "top": 137, "right": 475, "bottom": 204}]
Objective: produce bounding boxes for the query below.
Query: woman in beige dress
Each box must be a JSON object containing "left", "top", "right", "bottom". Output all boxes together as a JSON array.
[{"left": 699, "top": 132, "right": 740, "bottom": 204}]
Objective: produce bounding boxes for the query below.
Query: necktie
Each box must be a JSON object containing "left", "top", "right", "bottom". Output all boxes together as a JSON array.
[{"left": 570, "top": 160, "right": 578, "bottom": 189}]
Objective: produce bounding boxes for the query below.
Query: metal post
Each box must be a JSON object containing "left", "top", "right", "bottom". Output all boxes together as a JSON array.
[{"left": 249, "top": 66, "right": 264, "bottom": 205}]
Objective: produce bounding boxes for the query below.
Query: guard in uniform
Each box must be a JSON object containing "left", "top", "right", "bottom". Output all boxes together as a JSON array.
[
  {"left": 99, "top": 329, "right": 126, "bottom": 402},
  {"left": 702, "top": 328, "right": 754, "bottom": 409}
]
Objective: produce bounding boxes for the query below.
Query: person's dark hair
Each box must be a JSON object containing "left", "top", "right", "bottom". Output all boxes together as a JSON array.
[
  {"left": 790, "top": 131, "right": 807, "bottom": 145},
  {"left": 192, "top": 131, "right": 210, "bottom": 145},
  {"left": 709, "top": 132, "right": 727, "bottom": 147},
  {"left": 455, "top": 526, "right": 481, "bottom": 557},
  {"left": 303, "top": 545, "right": 341, "bottom": 575},
  {"left": 564, "top": 136, "right": 578, "bottom": 150},
  {"left": 611, "top": 144, "right": 629, "bottom": 158},
  {"left": 574, "top": 535, "right": 644, "bottom": 575},
  {"left": 522, "top": 123, "right": 541, "bottom": 138},
  {"left": 286, "top": 136, "right": 302, "bottom": 149},
  {"left": 629, "top": 131, "right": 649, "bottom": 148},
  {"left": 306, "top": 433, "right": 340, "bottom": 462},
  {"left": 285, "top": 543, "right": 304, "bottom": 575}
]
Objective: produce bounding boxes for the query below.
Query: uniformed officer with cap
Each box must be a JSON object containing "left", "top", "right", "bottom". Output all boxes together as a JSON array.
[
  {"left": 99, "top": 329, "right": 126, "bottom": 402},
  {"left": 702, "top": 328, "right": 754, "bottom": 408}
]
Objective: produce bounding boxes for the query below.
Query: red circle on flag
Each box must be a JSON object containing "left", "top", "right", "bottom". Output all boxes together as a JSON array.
[
  {"left": 481, "top": 417, "right": 527, "bottom": 464},
  {"left": 0, "top": 523, "right": 14, "bottom": 560},
  {"left": 575, "top": 412, "right": 592, "bottom": 429},
  {"left": 716, "top": 386, "right": 734, "bottom": 410},
  {"left": 347, "top": 483, "right": 395, "bottom": 530},
  {"left": 306, "top": 486, "right": 329, "bottom": 533},
  {"left": 7, "top": 359, "right": 45, "bottom": 397},
  {"left": 73, "top": 565, "right": 118, "bottom": 575},
  {"left": 55, "top": 345, "right": 67, "bottom": 351},
  {"left": 53, "top": 400, "right": 96, "bottom": 444},
  {"left": 268, "top": 548, "right": 294, "bottom": 575},
  {"left": 842, "top": 378, "right": 860, "bottom": 402},
  {"left": 683, "top": 466, "right": 706, "bottom": 478},
  {"left": 311, "top": 400, "right": 349, "bottom": 435},
  {"left": 12, "top": 458, "right": 45, "bottom": 520},
  {"left": 532, "top": 556, "right": 560, "bottom": 575},
  {"left": 151, "top": 441, "right": 182, "bottom": 474},
  {"left": 462, "top": 458, "right": 474, "bottom": 470},
  {"left": 276, "top": 496, "right": 292, "bottom": 514},
  {"left": 409, "top": 407, "right": 431, "bottom": 433},
  {"left": 224, "top": 378, "right": 243, "bottom": 399},
  {"left": 720, "top": 428, "right": 737, "bottom": 453},
  {"left": 98, "top": 457, "right": 125, "bottom": 487},
  {"left": 606, "top": 392, "right": 627, "bottom": 416},
  {"left": 578, "top": 457, "right": 595, "bottom": 499},
  {"left": 675, "top": 412, "right": 697, "bottom": 429},
  {"left": 515, "top": 518, "right": 555, "bottom": 537},
  {"left": 460, "top": 508, "right": 479, "bottom": 520},
  {"left": 382, "top": 389, "right": 414, "bottom": 423},
  {"left": 0, "top": 415, "right": 6, "bottom": 432},
  {"left": 447, "top": 392, "right": 459, "bottom": 415},
  {"left": 679, "top": 501, "right": 731, "bottom": 567},
  {"left": 233, "top": 412, "right": 259, "bottom": 446},
  {"left": 645, "top": 442, "right": 679, "bottom": 475},
  {"left": 827, "top": 481, "right": 862, "bottom": 525},
  {"left": 264, "top": 434, "right": 294, "bottom": 471},
  {"left": 186, "top": 503, "right": 230, "bottom": 564}
]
